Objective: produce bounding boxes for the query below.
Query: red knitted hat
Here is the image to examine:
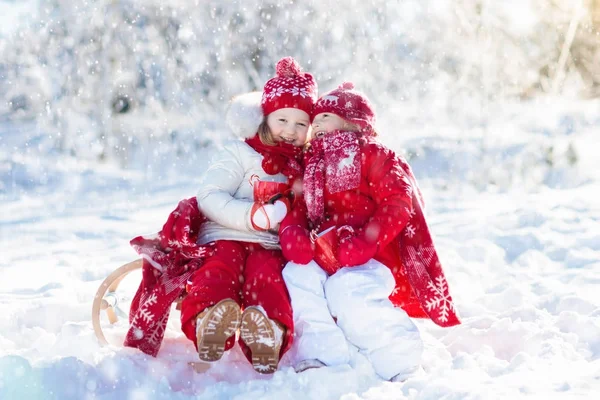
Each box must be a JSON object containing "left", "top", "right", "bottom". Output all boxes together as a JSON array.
[
  {"left": 313, "top": 82, "right": 376, "bottom": 132},
  {"left": 261, "top": 57, "right": 318, "bottom": 116}
]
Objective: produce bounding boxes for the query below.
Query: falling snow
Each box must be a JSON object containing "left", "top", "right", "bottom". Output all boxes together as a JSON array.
[{"left": 2, "top": 0, "right": 600, "bottom": 399}]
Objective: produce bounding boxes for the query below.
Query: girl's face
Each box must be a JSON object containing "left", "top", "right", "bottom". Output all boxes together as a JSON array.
[
  {"left": 311, "top": 112, "right": 352, "bottom": 139},
  {"left": 266, "top": 108, "right": 311, "bottom": 147}
]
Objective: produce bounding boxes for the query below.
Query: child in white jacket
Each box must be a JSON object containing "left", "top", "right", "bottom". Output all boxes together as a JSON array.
[{"left": 179, "top": 57, "right": 318, "bottom": 374}]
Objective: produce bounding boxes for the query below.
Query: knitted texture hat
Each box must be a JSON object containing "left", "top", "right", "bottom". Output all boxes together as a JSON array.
[
  {"left": 313, "top": 82, "right": 376, "bottom": 132},
  {"left": 261, "top": 57, "right": 317, "bottom": 116}
]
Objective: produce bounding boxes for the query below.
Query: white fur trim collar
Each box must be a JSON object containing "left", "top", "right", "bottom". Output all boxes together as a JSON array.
[{"left": 225, "top": 91, "right": 264, "bottom": 139}]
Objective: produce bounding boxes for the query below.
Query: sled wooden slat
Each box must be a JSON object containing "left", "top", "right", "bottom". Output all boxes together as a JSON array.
[
  {"left": 92, "top": 259, "right": 142, "bottom": 346},
  {"left": 92, "top": 259, "right": 211, "bottom": 373}
]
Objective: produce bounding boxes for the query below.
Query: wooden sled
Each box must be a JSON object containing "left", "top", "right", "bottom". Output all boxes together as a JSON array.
[{"left": 91, "top": 259, "right": 210, "bottom": 373}]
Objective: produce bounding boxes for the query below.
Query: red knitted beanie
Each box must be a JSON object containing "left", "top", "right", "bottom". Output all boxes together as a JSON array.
[
  {"left": 313, "top": 82, "right": 376, "bottom": 132},
  {"left": 261, "top": 57, "right": 318, "bottom": 116}
]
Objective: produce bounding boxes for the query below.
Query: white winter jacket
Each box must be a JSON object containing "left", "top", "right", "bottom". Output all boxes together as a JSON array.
[{"left": 196, "top": 92, "right": 287, "bottom": 249}]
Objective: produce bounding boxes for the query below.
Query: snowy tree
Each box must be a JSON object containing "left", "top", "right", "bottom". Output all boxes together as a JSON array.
[{"left": 1, "top": 0, "right": 598, "bottom": 166}]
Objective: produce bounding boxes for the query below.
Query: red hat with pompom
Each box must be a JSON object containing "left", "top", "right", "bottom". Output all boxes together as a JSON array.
[
  {"left": 313, "top": 82, "right": 376, "bottom": 133},
  {"left": 261, "top": 57, "right": 317, "bottom": 116}
]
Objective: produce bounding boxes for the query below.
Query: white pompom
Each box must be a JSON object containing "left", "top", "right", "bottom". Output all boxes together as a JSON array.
[
  {"left": 225, "top": 92, "right": 264, "bottom": 139},
  {"left": 252, "top": 201, "right": 288, "bottom": 230}
]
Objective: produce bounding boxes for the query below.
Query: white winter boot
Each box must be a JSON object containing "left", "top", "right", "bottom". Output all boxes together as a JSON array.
[
  {"left": 195, "top": 298, "right": 242, "bottom": 362},
  {"left": 239, "top": 306, "right": 285, "bottom": 374}
]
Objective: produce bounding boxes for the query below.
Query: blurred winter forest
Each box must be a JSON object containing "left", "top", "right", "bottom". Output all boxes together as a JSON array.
[{"left": 1, "top": 0, "right": 599, "bottom": 177}]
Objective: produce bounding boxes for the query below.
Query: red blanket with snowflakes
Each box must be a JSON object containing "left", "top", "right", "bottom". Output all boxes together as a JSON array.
[
  {"left": 124, "top": 197, "right": 210, "bottom": 357},
  {"left": 396, "top": 167, "right": 461, "bottom": 327}
]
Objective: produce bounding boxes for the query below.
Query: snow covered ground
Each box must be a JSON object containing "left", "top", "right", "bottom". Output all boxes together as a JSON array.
[{"left": 1, "top": 98, "right": 599, "bottom": 399}]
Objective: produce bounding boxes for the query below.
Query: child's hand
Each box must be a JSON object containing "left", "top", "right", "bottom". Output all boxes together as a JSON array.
[
  {"left": 337, "top": 228, "right": 378, "bottom": 267},
  {"left": 251, "top": 200, "right": 288, "bottom": 231},
  {"left": 280, "top": 225, "right": 314, "bottom": 264}
]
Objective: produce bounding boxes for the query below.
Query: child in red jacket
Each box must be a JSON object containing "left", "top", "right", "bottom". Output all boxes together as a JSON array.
[{"left": 280, "top": 82, "right": 460, "bottom": 381}]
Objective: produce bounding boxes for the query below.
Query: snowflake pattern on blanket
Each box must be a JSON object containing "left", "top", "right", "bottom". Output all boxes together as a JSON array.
[
  {"left": 124, "top": 197, "right": 211, "bottom": 356},
  {"left": 399, "top": 168, "right": 460, "bottom": 327}
]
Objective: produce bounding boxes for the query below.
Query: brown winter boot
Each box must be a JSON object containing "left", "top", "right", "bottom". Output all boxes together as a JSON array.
[
  {"left": 195, "top": 298, "right": 241, "bottom": 362},
  {"left": 239, "top": 306, "right": 285, "bottom": 374}
]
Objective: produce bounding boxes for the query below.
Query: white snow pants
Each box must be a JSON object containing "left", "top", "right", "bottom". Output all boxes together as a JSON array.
[{"left": 283, "top": 259, "right": 424, "bottom": 380}]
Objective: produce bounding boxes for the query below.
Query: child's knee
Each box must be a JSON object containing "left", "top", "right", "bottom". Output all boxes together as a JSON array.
[
  {"left": 246, "top": 249, "right": 284, "bottom": 275},
  {"left": 323, "top": 269, "right": 358, "bottom": 314},
  {"left": 202, "top": 241, "right": 246, "bottom": 274},
  {"left": 324, "top": 264, "right": 387, "bottom": 298},
  {"left": 283, "top": 261, "right": 328, "bottom": 291}
]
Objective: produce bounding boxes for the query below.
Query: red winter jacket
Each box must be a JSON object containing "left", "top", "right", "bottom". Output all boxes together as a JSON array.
[
  {"left": 316, "top": 138, "right": 412, "bottom": 245},
  {"left": 280, "top": 136, "right": 460, "bottom": 326},
  {"left": 307, "top": 136, "right": 428, "bottom": 316}
]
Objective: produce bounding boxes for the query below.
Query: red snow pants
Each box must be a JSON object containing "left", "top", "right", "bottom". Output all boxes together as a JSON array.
[{"left": 180, "top": 240, "right": 294, "bottom": 361}]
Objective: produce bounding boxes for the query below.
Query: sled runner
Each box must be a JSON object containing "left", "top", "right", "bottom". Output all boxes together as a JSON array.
[
  {"left": 92, "top": 259, "right": 142, "bottom": 346},
  {"left": 91, "top": 259, "right": 211, "bottom": 373}
]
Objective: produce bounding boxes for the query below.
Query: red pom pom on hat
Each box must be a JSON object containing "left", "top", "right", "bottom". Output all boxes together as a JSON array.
[
  {"left": 276, "top": 57, "right": 303, "bottom": 78},
  {"left": 261, "top": 57, "right": 318, "bottom": 117},
  {"left": 338, "top": 81, "right": 355, "bottom": 90}
]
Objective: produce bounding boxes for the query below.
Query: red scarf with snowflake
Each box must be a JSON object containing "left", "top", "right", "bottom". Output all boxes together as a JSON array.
[
  {"left": 124, "top": 198, "right": 211, "bottom": 356},
  {"left": 245, "top": 134, "right": 304, "bottom": 180},
  {"left": 303, "top": 131, "right": 460, "bottom": 327},
  {"left": 304, "top": 130, "right": 361, "bottom": 224}
]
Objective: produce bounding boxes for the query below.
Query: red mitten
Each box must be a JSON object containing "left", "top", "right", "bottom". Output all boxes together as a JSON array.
[
  {"left": 337, "top": 232, "right": 378, "bottom": 267},
  {"left": 280, "top": 225, "right": 314, "bottom": 264}
]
